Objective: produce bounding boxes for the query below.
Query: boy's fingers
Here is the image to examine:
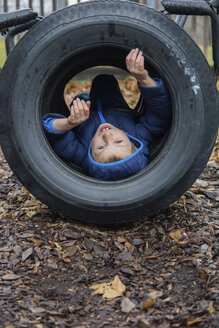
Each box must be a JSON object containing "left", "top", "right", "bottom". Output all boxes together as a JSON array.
[
  {"left": 73, "top": 100, "right": 79, "bottom": 115},
  {"left": 130, "top": 48, "right": 139, "bottom": 63},
  {"left": 70, "top": 103, "right": 75, "bottom": 115},
  {"left": 78, "top": 98, "right": 83, "bottom": 106},
  {"left": 126, "top": 49, "right": 134, "bottom": 64},
  {"left": 76, "top": 98, "right": 84, "bottom": 111},
  {"left": 84, "top": 104, "right": 90, "bottom": 112},
  {"left": 70, "top": 106, "right": 75, "bottom": 115},
  {"left": 81, "top": 100, "right": 88, "bottom": 109},
  {"left": 85, "top": 101, "right": 91, "bottom": 113},
  {"left": 128, "top": 48, "right": 139, "bottom": 71},
  {"left": 84, "top": 107, "right": 90, "bottom": 117},
  {"left": 134, "top": 51, "right": 143, "bottom": 72},
  {"left": 135, "top": 50, "right": 142, "bottom": 65},
  {"left": 126, "top": 49, "right": 137, "bottom": 66},
  {"left": 139, "top": 55, "right": 144, "bottom": 70},
  {"left": 86, "top": 100, "right": 91, "bottom": 108},
  {"left": 82, "top": 101, "right": 90, "bottom": 117}
]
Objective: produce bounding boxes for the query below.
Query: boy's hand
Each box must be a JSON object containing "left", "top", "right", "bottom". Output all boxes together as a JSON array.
[
  {"left": 126, "top": 48, "right": 156, "bottom": 87},
  {"left": 67, "top": 98, "right": 90, "bottom": 128},
  {"left": 52, "top": 99, "right": 90, "bottom": 131}
]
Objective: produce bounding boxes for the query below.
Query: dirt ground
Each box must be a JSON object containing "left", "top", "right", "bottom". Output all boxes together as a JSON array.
[{"left": 0, "top": 78, "right": 219, "bottom": 328}]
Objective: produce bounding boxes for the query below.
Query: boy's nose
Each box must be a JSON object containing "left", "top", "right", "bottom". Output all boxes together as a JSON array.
[{"left": 102, "top": 131, "right": 113, "bottom": 142}]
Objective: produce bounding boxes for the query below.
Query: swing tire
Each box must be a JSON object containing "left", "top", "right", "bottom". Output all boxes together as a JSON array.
[{"left": 0, "top": 0, "right": 218, "bottom": 225}]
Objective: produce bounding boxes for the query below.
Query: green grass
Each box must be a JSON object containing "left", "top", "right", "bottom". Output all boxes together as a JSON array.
[
  {"left": 0, "top": 38, "right": 214, "bottom": 69},
  {"left": 0, "top": 38, "right": 6, "bottom": 68},
  {"left": 199, "top": 45, "right": 213, "bottom": 67}
]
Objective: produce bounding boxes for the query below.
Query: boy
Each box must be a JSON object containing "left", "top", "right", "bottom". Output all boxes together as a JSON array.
[{"left": 43, "top": 49, "right": 171, "bottom": 180}]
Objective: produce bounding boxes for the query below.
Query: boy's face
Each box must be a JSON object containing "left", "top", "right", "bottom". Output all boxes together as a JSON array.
[{"left": 91, "top": 123, "right": 136, "bottom": 163}]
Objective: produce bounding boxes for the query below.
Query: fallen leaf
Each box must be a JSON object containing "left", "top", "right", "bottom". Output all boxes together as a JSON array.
[
  {"left": 144, "top": 255, "right": 160, "bottom": 259},
  {"left": 169, "top": 230, "right": 188, "bottom": 244},
  {"left": 33, "top": 239, "right": 44, "bottom": 247},
  {"left": 187, "top": 316, "right": 205, "bottom": 326},
  {"left": 3, "top": 212, "right": 13, "bottom": 219},
  {"left": 63, "top": 258, "right": 71, "bottom": 263},
  {"left": 169, "top": 230, "right": 182, "bottom": 242},
  {"left": 200, "top": 272, "right": 207, "bottom": 279},
  {"left": 155, "top": 277, "right": 163, "bottom": 282},
  {"left": 124, "top": 241, "right": 132, "bottom": 250},
  {"left": 32, "top": 262, "right": 40, "bottom": 273},
  {"left": 117, "top": 237, "right": 126, "bottom": 243},
  {"left": 68, "top": 305, "right": 74, "bottom": 313},
  {"left": 54, "top": 242, "right": 62, "bottom": 249},
  {"left": 207, "top": 301, "right": 215, "bottom": 313},
  {"left": 142, "top": 298, "right": 156, "bottom": 310},
  {"left": 90, "top": 275, "right": 126, "bottom": 299},
  {"left": 26, "top": 210, "right": 37, "bottom": 218},
  {"left": 22, "top": 187, "right": 30, "bottom": 195}
]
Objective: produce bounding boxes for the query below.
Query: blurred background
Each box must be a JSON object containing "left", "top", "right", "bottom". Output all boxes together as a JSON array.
[{"left": 0, "top": 0, "right": 212, "bottom": 68}]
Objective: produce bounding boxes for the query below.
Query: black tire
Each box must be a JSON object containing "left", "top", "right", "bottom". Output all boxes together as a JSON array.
[{"left": 0, "top": 0, "right": 218, "bottom": 225}]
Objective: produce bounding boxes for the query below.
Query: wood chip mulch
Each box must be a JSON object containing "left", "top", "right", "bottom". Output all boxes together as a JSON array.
[
  {"left": 1, "top": 76, "right": 219, "bottom": 328},
  {"left": 0, "top": 147, "right": 219, "bottom": 328}
]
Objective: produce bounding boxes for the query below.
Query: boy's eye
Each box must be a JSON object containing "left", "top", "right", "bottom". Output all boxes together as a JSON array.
[
  {"left": 116, "top": 140, "right": 122, "bottom": 144},
  {"left": 98, "top": 145, "right": 104, "bottom": 149}
]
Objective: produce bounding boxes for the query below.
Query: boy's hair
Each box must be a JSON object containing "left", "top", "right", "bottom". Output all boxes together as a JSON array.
[
  {"left": 87, "top": 134, "right": 148, "bottom": 180},
  {"left": 101, "top": 154, "right": 122, "bottom": 164},
  {"left": 99, "top": 143, "right": 136, "bottom": 164}
]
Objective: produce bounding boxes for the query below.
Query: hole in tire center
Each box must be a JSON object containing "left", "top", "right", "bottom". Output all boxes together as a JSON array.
[
  {"left": 42, "top": 58, "right": 172, "bottom": 179},
  {"left": 64, "top": 66, "right": 140, "bottom": 110}
]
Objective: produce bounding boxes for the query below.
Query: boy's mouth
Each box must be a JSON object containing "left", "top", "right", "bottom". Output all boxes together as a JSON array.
[{"left": 100, "top": 125, "right": 112, "bottom": 133}]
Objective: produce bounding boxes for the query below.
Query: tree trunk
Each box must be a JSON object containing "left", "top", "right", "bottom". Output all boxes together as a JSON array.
[
  {"left": 4, "top": 0, "right": 8, "bottom": 12},
  {"left": 52, "top": 0, "right": 56, "bottom": 12},
  {"left": 191, "top": 16, "right": 197, "bottom": 40},
  {"left": 16, "top": 0, "right": 19, "bottom": 10},
  {"left": 40, "top": 0, "right": 44, "bottom": 16},
  {"left": 29, "top": 0, "right": 33, "bottom": 10},
  {"left": 203, "top": 16, "right": 210, "bottom": 58},
  {"left": 155, "top": 0, "right": 160, "bottom": 9}
]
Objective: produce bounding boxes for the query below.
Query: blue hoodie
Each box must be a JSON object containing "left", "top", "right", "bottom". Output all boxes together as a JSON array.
[{"left": 43, "top": 78, "right": 172, "bottom": 180}]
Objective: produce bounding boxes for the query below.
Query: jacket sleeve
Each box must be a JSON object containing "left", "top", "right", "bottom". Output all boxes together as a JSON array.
[
  {"left": 136, "top": 78, "right": 172, "bottom": 142},
  {"left": 42, "top": 114, "right": 84, "bottom": 164}
]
